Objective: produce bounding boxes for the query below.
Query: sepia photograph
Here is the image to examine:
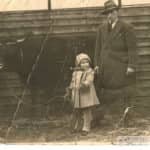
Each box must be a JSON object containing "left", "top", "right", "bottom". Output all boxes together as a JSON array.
[{"left": 0, "top": 0, "right": 149, "bottom": 145}]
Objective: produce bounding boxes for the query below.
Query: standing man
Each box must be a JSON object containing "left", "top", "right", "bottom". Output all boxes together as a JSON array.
[{"left": 94, "top": 0, "right": 137, "bottom": 124}]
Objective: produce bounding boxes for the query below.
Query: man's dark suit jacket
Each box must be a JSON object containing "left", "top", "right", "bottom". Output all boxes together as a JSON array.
[{"left": 94, "top": 20, "right": 137, "bottom": 102}]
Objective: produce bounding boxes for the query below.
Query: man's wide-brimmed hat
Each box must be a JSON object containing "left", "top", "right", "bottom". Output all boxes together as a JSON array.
[
  {"left": 102, "top": 0, "right": 119, "bottom": 14},
  {"left": 75, "top": 53, "right": 91, "bottom": 66}
]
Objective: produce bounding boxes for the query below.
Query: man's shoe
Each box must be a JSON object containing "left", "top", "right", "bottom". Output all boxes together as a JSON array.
[{"left": 81, "top": 131, "right": 88, "bottom": 136}]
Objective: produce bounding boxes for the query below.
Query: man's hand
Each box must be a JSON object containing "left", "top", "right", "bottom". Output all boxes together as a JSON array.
[
  {"left": 94, "top": 66, "right": 99, "bottom": 74},
  {"left": 126, "top": 67, "right": 135, "bottom": 75}
]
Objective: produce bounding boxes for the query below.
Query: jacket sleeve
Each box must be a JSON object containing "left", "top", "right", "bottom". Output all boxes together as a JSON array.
[
  {"left": 94, "top": 26, "right": 102, "bottom": 67},
  {"left": 81, "top": 70, "right": 94, "bottom": 87},
  {"left": 69, "top": 71, "right": 75, "bottom": 89},
  {"left": 124, "top": 24, "right": 137, "bottom": 70}
]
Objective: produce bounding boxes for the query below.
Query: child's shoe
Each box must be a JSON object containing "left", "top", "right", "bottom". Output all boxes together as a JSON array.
[{"left": 70, "top": 129, "right": 77, "bottom": 134}]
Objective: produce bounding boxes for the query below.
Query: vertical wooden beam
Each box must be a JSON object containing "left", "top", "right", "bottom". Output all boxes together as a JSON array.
[
  {"left": 48, "top": 0, "right": 51, "bottom": 10},
  {"left": 118, "top": 0, "right": 122, "bottom": 8}
]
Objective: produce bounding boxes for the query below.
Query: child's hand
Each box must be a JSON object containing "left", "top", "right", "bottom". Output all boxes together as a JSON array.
[
  {"left": 80, "top": 83, "right": 89, "bottom": 89},
  {"left": 64, "top": 93, "right": 71, "bottom": 102},
  {"left": 64, "top": 87, "right": 71, "bottom": 101},
  {"left": 94, "top": 66, "right": 99, "bottom": 74},
  {"left": 64, "top": 93, "right": 70, "bottom": 102}
]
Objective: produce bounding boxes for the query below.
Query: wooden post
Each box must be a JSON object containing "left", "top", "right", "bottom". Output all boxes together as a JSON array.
[
  {"left": 48, "top": 0, "right": 51, "bottom": 10},
  {"left": 118, "top": 0, "right": 122, "bottom": 8}
]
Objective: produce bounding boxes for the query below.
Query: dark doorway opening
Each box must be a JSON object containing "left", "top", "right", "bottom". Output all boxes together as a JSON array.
[{"left": 2, "top": 35, "right": 96, "bottom": 118}]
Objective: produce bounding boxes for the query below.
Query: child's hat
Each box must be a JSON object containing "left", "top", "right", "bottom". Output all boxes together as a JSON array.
[{"left": 75, "top": 53, "right": 91, "bottom": 66}]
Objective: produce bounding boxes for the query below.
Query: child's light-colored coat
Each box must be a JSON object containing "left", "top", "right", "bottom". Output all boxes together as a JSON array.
[{"left": 70, "top": 68, "right": 100, "bottom": 109}]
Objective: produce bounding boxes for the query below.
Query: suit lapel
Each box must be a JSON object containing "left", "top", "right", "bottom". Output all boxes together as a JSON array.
[
  {"left": 109, "top": 20, "right": 122, "bottom": 40},
  {"left": 102, "top": 20, "right": 122, "bottom": 47},
  {"left": 102, "top": 23, "right": 110, "bottom": 43}
]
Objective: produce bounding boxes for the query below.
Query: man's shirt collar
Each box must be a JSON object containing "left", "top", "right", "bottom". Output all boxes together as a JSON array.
[{"left": 112, "top": 18, "right": 118, "bottom": 29}]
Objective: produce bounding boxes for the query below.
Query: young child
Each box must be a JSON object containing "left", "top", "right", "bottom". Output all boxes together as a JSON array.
[{"left": 66, "top": 53, "right": 100, "bottom": 136}]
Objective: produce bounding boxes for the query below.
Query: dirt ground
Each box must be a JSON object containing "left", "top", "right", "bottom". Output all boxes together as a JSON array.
[{"left": 0, "top": 114, "right": 149, "bottom": 145}]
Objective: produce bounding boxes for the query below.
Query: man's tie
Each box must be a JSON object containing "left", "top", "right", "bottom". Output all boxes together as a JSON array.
[{"left": 108, "top": 22, "right": 112, "bottom": 33}]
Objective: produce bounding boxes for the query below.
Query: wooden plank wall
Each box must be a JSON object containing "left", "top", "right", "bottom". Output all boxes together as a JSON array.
[
  {"left": 0, "top": 6, "right": 149, "bottom": 117},
  {"left": 0, "top": 6, "right": 150, "bottom": 37},
  {"left": 0, "top": 71, "right": 31, "bottom": 122}
]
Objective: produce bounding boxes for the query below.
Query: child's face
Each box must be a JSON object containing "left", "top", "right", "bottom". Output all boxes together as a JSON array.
[{"left": 80, "top": 59, "right": 90, "bottom": 70}]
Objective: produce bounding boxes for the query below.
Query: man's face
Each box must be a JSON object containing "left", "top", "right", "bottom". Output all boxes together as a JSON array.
[{"left": 106, "top": 9, "right": 118, "bottom": 23}]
